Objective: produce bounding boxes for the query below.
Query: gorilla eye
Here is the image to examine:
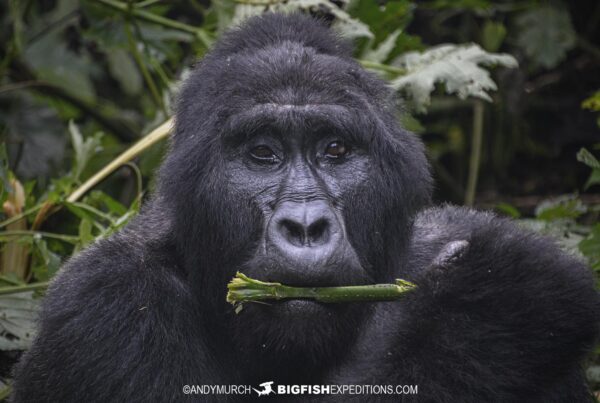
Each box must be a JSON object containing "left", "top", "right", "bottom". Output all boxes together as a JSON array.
[
  {"left": 250, "top": 145, "right": 278, "bottom": 163},
  {"left": 324, "top": 141, "right": 350, "bottom": 159}
]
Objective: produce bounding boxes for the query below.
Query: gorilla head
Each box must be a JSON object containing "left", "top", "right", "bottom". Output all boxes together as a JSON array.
[{"left": 158, "top": 13, "right": 431, "bottom": 365}]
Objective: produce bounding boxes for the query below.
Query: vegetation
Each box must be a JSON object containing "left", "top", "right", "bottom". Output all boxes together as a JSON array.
[
  {"left": 226, "top": 272, "right": 417, "bottom": 311},
  {"left": 0, "top": 0, "right": 599, "bottom": 398}
]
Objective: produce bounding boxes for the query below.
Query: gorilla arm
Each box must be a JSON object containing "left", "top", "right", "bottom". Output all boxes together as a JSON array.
[
  {"left": 330, "top": 206, "right": 600, "bottom": 402},
  {"left": 10, "top": 222, "right": 227, "bottom": 403}
]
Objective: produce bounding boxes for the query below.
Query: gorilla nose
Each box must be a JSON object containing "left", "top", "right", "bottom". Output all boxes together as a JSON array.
[
  {"left": 268, "top": 200, "right": 342, "bottom": 258},
  {"left": 279, "top": 217, "right": 330, "bottom": 247}
]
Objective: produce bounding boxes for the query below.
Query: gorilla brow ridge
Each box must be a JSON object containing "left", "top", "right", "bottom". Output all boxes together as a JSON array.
[{"left": 222, "top": 103, "right": 373, "bottom": 146}]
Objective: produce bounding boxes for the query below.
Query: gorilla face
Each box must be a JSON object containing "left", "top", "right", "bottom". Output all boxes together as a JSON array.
[
  {"left": 159, "top": 16, "right": 432, "bottom": 360},
  {"left": 226, "top": 103, "right": 372, "bottom": 288},
  {"left": 223, "top": 102, "right": 374, "bottom": 352},
  {"left": 216, "top": 78, "right": 379, "bottom": 357}
]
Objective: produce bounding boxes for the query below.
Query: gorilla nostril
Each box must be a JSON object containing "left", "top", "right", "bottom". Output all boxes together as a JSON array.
[
  {"left": 307, "top": 219, "right": 330, "bottom": 245},
  {"left": 270, "top": 202, "right": 340, "bottom": 250},
  {"left": 279, "top": 219, "right": 305, "bottom": 247}
]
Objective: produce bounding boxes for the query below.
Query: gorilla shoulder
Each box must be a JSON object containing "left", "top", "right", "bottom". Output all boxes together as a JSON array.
[
  {"left": 10, "top": 210, "right": 225, "bottom": 403},
  {"left": 329, "top": 205, "right": 600, "bottom": 402}
]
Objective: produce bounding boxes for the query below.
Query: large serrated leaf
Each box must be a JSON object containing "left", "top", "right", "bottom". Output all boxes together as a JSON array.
[
  {"left": 231, "top": 0, "right": 373, "bottom": 39},
  {"left": 362, "top": 29, "right": 402, "bottom": 63},
  {"left": 390, "top": 44, "right": 517, "bottom": 112},
  {"left": 516, "top": 6, "right": 576, "bottom": 70},
  {"left": 0, "top": 292, "right": 40, "bottom": 350}
]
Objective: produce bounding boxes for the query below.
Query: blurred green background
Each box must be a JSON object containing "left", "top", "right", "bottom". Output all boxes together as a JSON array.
[{"left": 0, "top": 0, "right": 599, "bottom": 398}]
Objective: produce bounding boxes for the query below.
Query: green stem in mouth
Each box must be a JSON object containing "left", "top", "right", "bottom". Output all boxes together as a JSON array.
[{"left": 226, "top": 272, "right": 416, "bottom": 312}]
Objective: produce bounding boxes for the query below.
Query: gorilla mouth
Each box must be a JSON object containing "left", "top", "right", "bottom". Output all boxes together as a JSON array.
[
  {"left": 239, "top": 251, "right": 371, "bottom": 290},
  {"left": 243, "top": 295, "right": 345, "bottom": 322},
  {"left": 241, "top": 265, "right": 370, "bottom": 288}
]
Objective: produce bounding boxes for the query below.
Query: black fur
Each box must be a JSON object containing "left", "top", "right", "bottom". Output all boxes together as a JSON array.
[{"left": 11, "top": 13, "right": 600, "bottom": 402}]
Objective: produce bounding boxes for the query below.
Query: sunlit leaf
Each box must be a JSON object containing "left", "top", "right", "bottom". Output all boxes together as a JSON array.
[
  {"left": 362, "top": 29, "right": 402, "bottom": 63},
  {"left": 390, "top": 44, "right": 517, "bottom": 112},
  {"left": 0, "top": 292, "right": 40, "bottom": 350}
]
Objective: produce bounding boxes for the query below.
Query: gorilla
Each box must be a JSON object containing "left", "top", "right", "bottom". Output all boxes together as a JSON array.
[{"left": 11, "top": 13, "right": 600, "bottom": 402}]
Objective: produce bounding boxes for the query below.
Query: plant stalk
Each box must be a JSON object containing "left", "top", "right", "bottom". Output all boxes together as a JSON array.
[
  {"left": 227, "top": 272, "right": 416, "bottom": 307},
  {"left": 30, "top": 119, "right": 172, "bottom": 230},
  {"left": 465, "top": 100, "right": 484, "bottom": 206},
  {"left": 0, "top": 281, "right": 49, "bottom": 296},
  {"left": 359, "top": 60, "right": 407, "bottom": 76},
  {"left": 68, "top": 119, "right": 173, "bottom": 203}
]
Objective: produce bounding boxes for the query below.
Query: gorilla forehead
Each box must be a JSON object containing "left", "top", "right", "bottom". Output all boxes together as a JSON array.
[{"left": 221, "top": 41, "right": 366, "bottom": 105}]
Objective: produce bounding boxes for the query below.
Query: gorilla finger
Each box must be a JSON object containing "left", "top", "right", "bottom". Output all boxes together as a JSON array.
[{"left": 432, "top": 240, "right": 470, "bottom": 268}]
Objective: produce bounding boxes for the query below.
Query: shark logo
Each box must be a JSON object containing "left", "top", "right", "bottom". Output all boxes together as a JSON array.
[{"left": 253, "top": 381, "right": 276, "bottom": 396}]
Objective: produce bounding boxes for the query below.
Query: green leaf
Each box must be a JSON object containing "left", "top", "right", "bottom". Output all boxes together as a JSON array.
[
  {"left": 516, "top": 6, "right": 576, "bottom": 70},
  {"left": 88, "top": 190, "right": 128, "bottom": 216},
  {"left": 107, "top": 49, "right": 143, "bottom": 96},
  {"left": 426, "top": 0, "right": 491, "bottom": 11},
  {"left": 399, "top": 113, "right": 425, "bottom": 134},
  {"left": 105, "top": 208, "right": 138, "bottom": 236},
  {"left": 579, "top": 224, "right": 600, "bottom": 270},
  {"left": 576, "top": 148, "right": 600, "bottom": 190},
  {"left": 481, "top": 21, "right": 506, "bottom": 52},
  {"left": 64, "top": 202, "right": 96, "bottom": 223},
  {"left": 348, "top": 0, "right": 414, "bottom": 38},
  {"left": 584, "top": 169, "right": 600, "bottom": 190},
  {"left": 582, "top": 91, "right": 600, "bottom": 112},
  {"left": 69, "top": 121, "right": 103, "bottom": 181},
  {"left": 535, "top": 196, "right": 586, "bottom": 221},
  {"left": 495, "top": 202, "right": 521, "bottom": 218},
  {"left": 78, "top": 219, "right": 94, "bottom": 247},
  {"left": 390, "top": 44, "right": 518, "bottom": 112},
  {"left": 35, "top": 238, "right": 62, "bottom": 275},
  {"left": 577, "top": 148, "right": 600, "bottom": 169},
  {"left": 23, "top": 31, "right": 97, "bottom": 103}
]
